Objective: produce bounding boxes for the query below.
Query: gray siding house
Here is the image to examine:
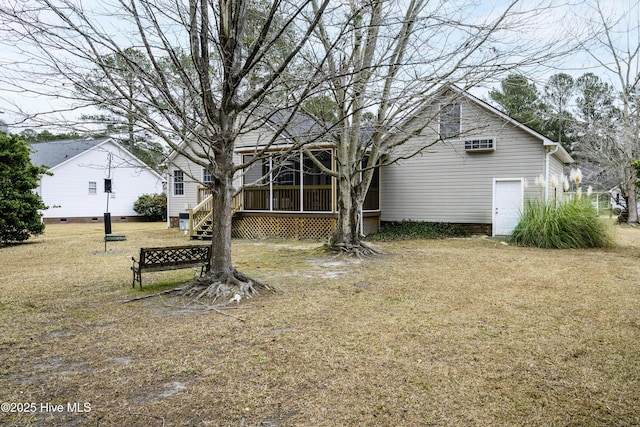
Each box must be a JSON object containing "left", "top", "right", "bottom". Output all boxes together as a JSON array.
[
  {"left": 166, "top": 120, "right": 380, "bottom": 239},
  {"left": 381, "top": 87, "right": 573, "bottom": 236},
  {"left": 166, "top": 87, "right": 573, "bottom": 238}
]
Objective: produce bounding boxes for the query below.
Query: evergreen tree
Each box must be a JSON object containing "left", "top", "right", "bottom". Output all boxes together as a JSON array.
[
  {"left": 0, "top": 133, "right": 48, "bottom": 243},
  {"left": 542, "top": 73, "right": 575, "bottom": 151},
  {"left": 490, "top": 74, "right": 546, "bottom": 134},
  {"left": 575, "top": 73, "right": 618, "bottom": 123},
  {"left": 572, "top": 73, "right": 625, "bottom": 190},
  {"left": 19, "top": 129, "right": 81, "bottom": 143}
]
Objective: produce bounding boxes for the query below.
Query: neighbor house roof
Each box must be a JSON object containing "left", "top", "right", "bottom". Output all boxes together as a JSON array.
[{"left": 29, "top": 137, "right": 112, "bottom": 169}]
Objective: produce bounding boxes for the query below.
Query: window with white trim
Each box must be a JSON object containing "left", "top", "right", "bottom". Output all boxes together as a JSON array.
[
  {"left": 203, "top": 169, "right": 212, "bottom": 185},
  {"left": 173, "top": 170, "right": 184, "bottom": 196},
  {"left": 88, "top": 181, "right": 97, "bottom": 195},
  {"left": 439, "top": 103, "right": 461, "bottom": 139}
]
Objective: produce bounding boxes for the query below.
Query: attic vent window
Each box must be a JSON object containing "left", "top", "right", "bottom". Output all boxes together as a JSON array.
[
  {"left": 439, "top": 103, "right": 461, "bottom": 139},
  {"left": 465, "top": 138, "right": 495, "bottom": 152}
]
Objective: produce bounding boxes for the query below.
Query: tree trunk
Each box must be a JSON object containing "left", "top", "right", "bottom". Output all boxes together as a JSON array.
[
  {"left": 330, "top": 163, "right": 380, "bottom": 256},
  {"left": 210, "top": 165, "right": 234, "bottom": 276},
  {"left": 333, "top": 173, "right": 360, "bottom": 247},
  {"left": 181, "top": 141, "right": 274, "bottom": 301}
]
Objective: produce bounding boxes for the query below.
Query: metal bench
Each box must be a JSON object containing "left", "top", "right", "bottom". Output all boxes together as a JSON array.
[{"left": 131, "top": 245, "right": 211, "bottom": 289}]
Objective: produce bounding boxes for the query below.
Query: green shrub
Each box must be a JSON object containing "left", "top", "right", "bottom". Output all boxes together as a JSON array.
[
  {"left": 0, "top": 133, "right": 48, "bottom": 244},
  {"left": 369, "top": 220, "right": 470, "bottom": 241},
  {"left": 510, "top": 196, "right": 613, "bottom": 249},
  {"left": 133, "top": 193, "right": 167, "bottom": 221}
]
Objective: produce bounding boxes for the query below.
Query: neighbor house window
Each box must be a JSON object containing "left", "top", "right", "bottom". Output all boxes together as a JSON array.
[
  {"left": 203, "top": 169, "right": 212, "bottom": 185},
  {"left": 173, "top": 170, "right": 184, "bottom": 196},
  {"left": 88, "top": 181, "right": 97, "bottom": 195},
  {"left": 439, "top": 103, "right": 461, "bottom": 139}
]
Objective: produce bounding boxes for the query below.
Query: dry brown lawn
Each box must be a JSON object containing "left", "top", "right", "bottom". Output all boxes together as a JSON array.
[{"left": 0, "top": 222, "right": 639, "bottom": 426}]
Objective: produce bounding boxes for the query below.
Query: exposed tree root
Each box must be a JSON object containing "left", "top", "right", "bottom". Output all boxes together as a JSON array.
[
  {"left": 121, "top": 269, "right": 275, "bottom": 310},
  {"left": 327, "top": 241, "right": 384, "bottom": 257},
  {"left": 178, "top": 268, "right": 276, "bottom": 304}
]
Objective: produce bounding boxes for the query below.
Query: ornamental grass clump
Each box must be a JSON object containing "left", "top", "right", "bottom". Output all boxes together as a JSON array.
[{"left": 511, "top": 169, "right": 613, "bottom": 249}]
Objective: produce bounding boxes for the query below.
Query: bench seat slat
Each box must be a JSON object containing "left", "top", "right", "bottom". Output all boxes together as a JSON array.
[{"left": 136, "top": 262, "right": 207, "bottom": 273}]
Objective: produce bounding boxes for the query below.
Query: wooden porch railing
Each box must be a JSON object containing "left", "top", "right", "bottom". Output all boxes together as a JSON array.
[
  {"left": 189, "top": 189, "right": 242, "bottom": 238},
  {"left": 198, "top": 187, "right": 215, "bottom": 204},
  {"left": 243, "top": 185, "right": 332, "bottom": 212},
  {"left": 303, "top": 186, "right": 332, "bottom": 211}
]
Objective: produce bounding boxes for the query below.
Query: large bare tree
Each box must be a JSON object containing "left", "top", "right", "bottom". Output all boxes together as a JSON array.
[
  {"left": 0, "top": 0, "right": 329, "bottom": 297},
  {"left": 301, "top": 0, "right": 571, "bottom": 254},
  {"left": 571, "top": 73, "right": 622, "bottom": 188},
  {"left": 571, "top": 0, "right": 640, "bottom": 224}
]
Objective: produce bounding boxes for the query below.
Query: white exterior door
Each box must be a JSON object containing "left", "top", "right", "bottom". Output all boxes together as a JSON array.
[{"left": 493, "top": 179, "right": 524, "bottom": 236}]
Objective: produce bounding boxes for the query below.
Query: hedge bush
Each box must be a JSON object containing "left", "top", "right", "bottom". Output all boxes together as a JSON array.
[
  {"left": 369, "top": 220, "right": 469, "bottom": 241},
  {"left": 133, "top": 193, "right": 167, "bottom": 221}
]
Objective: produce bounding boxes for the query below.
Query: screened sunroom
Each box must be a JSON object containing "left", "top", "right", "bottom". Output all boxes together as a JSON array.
[
  {"left": 242, "top": 150, "right": 335, "bottom": 213},
  {"left": 187, "top": 148, "right": 380, "bottom": 239},
  {"left": 229, "top": 148, "right": 380, "bottom": 238}
]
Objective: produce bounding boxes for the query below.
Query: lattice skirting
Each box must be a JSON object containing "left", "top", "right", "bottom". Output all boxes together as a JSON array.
[
  {"left": 231, "top": 214, "right": 381, "bottom": 239},
  {"left": 232, "top": 215, "right": 337, "bottom": 239}
]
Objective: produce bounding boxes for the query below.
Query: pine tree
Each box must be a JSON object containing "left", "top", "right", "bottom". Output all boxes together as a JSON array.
[{"left": 490, "top": 74, "right": 546, "bottom": 133}]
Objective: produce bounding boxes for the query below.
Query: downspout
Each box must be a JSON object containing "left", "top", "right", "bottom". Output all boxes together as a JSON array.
[
  {"left": 165, "top": 173, "right": 171, "bottom": 229},
  {"left": 544, "top": 141, "right": 560, "bottom": 203}
]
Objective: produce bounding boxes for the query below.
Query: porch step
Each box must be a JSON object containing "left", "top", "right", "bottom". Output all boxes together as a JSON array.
[
  {"left": 191, "top": 220, "right": 213, "bottom": 240},
  {"left": 192, "top": 234, "right": 212, "bottom": 240},
  {"left": 189, "top": 212, "right": 240, "bottom": 240}
]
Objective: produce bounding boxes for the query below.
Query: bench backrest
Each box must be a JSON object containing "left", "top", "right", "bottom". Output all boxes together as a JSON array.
[{"left": 140, "top": 245, "right": 211, "bottom": 268}]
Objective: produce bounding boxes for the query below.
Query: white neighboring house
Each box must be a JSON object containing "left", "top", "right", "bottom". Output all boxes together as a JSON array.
[
  {"left": 610, "top": 186, "right": 640, "bottom": 212},
  {"left": 29, "top": 137, "right": 164, "bottom": 223}
]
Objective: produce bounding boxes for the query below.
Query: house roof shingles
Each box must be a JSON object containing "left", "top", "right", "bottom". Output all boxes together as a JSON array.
[{"left": 29, "top": 137, "right": 111, "bottom": 169}]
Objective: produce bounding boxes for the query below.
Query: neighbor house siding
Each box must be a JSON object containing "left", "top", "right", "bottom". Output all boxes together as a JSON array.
[
  {"left": 381, "top": 98, "right": 547, "bottom": 224},
  {"left": 38, "top": 141, "right": 163, "bottom": 219}
]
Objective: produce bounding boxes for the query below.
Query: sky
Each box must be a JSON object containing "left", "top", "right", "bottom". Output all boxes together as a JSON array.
[{"left": 0, "top": 0, "right": 637, "bottom": 133}]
